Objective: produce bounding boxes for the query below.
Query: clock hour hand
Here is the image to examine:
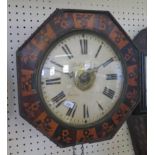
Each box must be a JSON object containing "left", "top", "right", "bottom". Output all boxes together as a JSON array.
[
  {"left": 50, "top": 60, "right": 74, "bottom": 78},
  {"left": 55, "top": 69, "right": 74, "bottom": 78},
  {"left": 50, "top": 60, "right": 63, "bottom": 68}
]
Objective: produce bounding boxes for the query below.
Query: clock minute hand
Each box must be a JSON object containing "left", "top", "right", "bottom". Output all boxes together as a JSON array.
[{"left": 95, "top": 57, "right": 114, "bottom": 71}]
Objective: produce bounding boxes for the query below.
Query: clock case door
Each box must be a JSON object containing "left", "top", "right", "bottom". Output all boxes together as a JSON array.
[{"left": 16, "top": 9, "right": 141, "bottom": 147}]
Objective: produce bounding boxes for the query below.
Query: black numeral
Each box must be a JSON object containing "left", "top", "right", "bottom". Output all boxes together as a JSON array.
[
  {"left": 51, "top": 91, "right": 65, "bottom": 107},
  {"left": 103, "top": 87, "right": 115, "bottom": 99},
  {"left": 66, "top": 105, "right": 77, "bottom": 117},
  {"left": 83, "top": 104, "right": 89, "bottom": 118},
  {"left": 46, "top": 78, "right": 61, "bottom": 85},
  {"left": 95, "top": 44, "right": 102, "bottom": 58},
  {"left": 62, "top": 44, "right": 73, "bottom": 59},
  {"left": 106, "top": 74, "right": 117, "bottom": 80},
  {"left": 80, "top": 39, "right": 88, "bottom": 55}
]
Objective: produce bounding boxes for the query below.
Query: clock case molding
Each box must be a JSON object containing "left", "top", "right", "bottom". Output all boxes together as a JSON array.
[{"left": 16, "top": 9, "right": 141, "bottom": 147}]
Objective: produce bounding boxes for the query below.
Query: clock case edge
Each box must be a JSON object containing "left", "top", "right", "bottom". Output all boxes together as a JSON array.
[{"left": 16, "top": 9, "right": 142, "bottom": 147}]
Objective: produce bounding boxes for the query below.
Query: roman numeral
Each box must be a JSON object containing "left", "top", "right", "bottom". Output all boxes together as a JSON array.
[
  {"left": 66, "top": 105, "right": 77, "bottom": 117},
  {"left": 102, "top": 58, "right": 114, "bottom": 67},
  {"left": 83, "top": 104, "right": 89, "bottom": 118},
  {"left": 51, "top": 91, "right": 65, "bottom": 107},
  {"left": 46, "top": 77, "right": 61, "bottom": 85},
  {"left": 62, "top": 44, "right": 73, "bottom": 59},
  {"left": 80, "top": 39, "right": 88, "bottom": 55},
  {"left": 103, "top": 87, "right": 115, "bottom": 99},
  {"left": 95, "top": 44, "right": 102, "bottom": 58},
  {"left": 106, "top": 74, "right": 117, "bottom": 80}
]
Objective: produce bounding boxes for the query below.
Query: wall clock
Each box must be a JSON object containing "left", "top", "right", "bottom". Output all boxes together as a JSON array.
[{"left": 16, "top": 9, "right": 141, "bottom": 147}]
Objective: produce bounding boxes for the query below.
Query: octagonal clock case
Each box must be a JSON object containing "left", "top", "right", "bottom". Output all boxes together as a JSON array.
[{"left": 16, "top": 9, "right": 141, "bottom": 147}]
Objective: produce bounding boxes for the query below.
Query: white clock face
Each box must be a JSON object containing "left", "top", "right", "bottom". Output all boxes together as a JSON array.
[{"left": 39, "top": 31, "right": 124, "bottom": 128}]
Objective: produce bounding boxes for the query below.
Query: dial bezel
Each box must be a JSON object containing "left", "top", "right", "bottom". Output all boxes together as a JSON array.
[{"left": 36, "top": 29, "right": 128, "bottom": 129}]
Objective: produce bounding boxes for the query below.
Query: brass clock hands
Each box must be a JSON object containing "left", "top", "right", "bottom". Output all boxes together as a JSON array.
[{"left": 51, "top": 56, "right": 115, "bottom": 80}]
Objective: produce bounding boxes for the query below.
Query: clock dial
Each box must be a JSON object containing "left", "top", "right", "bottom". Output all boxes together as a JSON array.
[{"left": 39, "top": 31, "right": 124, "bottom": 128}]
